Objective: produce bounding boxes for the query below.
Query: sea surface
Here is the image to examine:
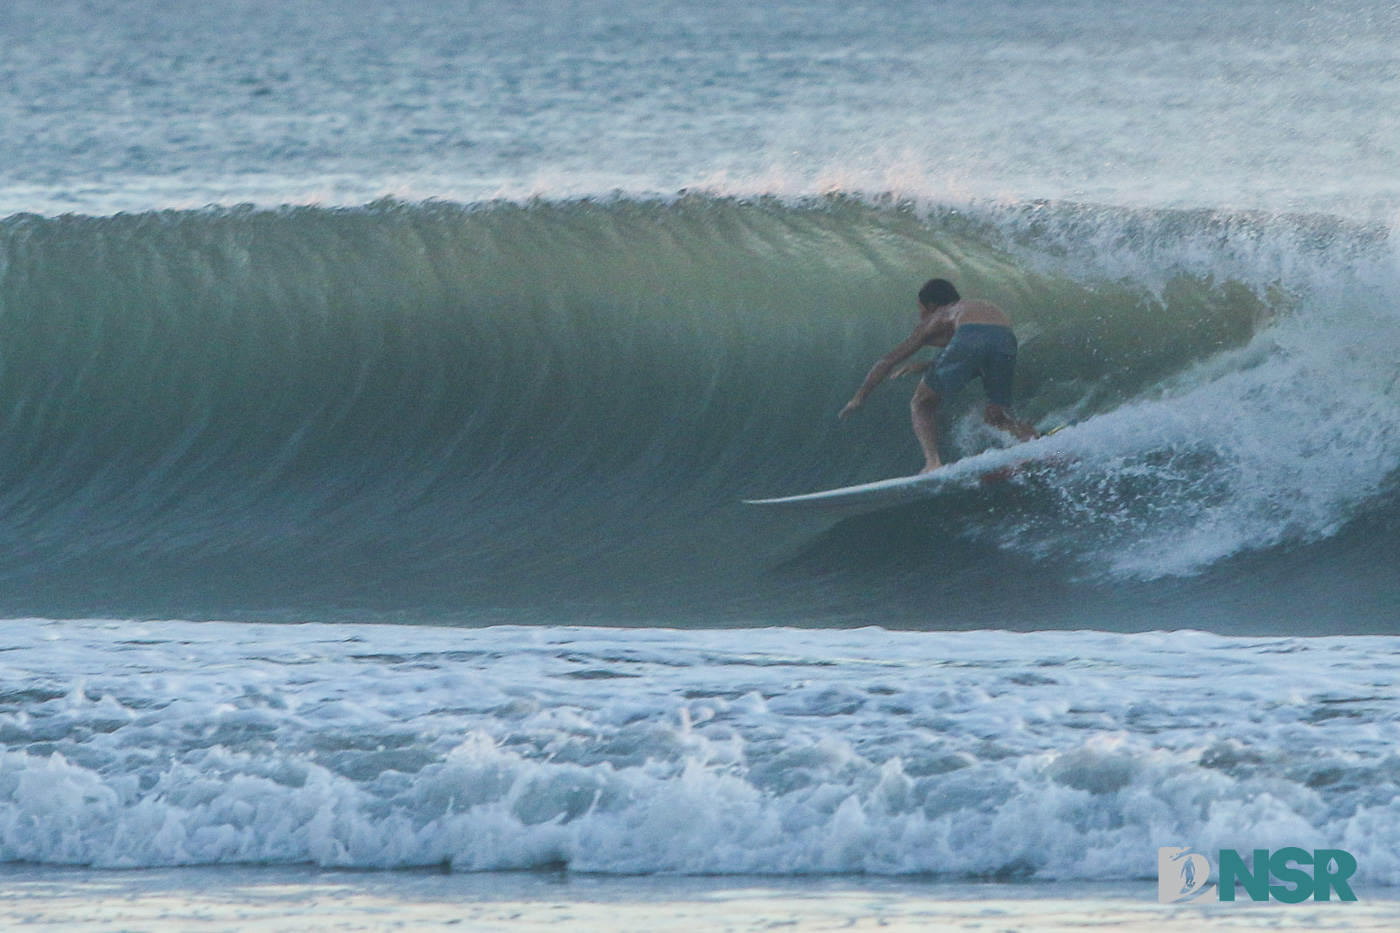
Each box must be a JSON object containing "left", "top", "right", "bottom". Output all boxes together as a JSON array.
[{"left": 1, "top": 0, "right": 1399, "bottom": 924}]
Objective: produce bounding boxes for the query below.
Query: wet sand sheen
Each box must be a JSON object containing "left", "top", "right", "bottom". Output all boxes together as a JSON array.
[{"left": 3, "top": 868, "right": 1396, "bottom": 932}]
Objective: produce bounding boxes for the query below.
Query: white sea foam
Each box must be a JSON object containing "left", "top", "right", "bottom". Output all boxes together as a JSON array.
[{"left": 2, "top": 620, "right": 1398, "bottom": 881}]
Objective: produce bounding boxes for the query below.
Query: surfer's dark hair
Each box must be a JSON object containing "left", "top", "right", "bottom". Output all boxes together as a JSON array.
[{"left": 918, "top": 278, "right": 960, "bottom": 308}]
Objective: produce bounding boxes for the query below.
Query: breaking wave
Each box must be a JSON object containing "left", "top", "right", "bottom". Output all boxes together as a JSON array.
[{"left": 0, "top": 195, "right": 1395, "bottom": 629}]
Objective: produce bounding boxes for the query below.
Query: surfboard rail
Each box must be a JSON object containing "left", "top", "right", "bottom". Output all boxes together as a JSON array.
[{"left": 742, "top": 470, "right": 948, "bottom": 508}]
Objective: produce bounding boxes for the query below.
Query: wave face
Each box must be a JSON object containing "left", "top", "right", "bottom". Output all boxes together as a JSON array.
[{"left": 0, "top": 197, "right": 1396, "bottom": 630}]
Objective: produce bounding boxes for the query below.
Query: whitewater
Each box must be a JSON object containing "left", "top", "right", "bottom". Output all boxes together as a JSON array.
[
  {"left": 7, "top": 619, "right": 1400, "bottom": 882},
  {"left": 1, "top": 0, "right": 1399, "bottom": 920}
]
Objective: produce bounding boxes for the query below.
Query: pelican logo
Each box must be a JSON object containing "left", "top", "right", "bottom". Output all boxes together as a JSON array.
[{"left": 1159, "top": 847, "right": 1218, "bottom": 903}]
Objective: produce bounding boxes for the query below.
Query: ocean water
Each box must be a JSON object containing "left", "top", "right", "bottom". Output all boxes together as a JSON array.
[{"left": 1, "top": 0, "right": 1399, "bottom": 915}]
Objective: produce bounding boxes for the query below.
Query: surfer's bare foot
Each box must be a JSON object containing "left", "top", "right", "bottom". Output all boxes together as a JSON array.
[
  {"left": 919, "top": 460, "right": 941, "bottom": 474},
  {"left": 985, "top": 404, "right": 1038, "bottom": 442}
]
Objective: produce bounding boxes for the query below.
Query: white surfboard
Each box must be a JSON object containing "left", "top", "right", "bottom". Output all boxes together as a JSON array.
[
  {"left": 743, "top": 466, "right": 985, "bottom": 514},
  {"left": 744, "top": 426, "right": 1071, "bottom": 515}
]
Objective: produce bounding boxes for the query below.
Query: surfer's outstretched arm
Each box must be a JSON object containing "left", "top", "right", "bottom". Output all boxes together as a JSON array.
[{"left": 839, "top": 319, "right": 947, "bottom": 418}]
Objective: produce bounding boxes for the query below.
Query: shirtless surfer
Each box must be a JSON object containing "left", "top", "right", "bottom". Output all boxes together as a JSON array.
[{"left": 839, "top": 278, "right": 1038, "bottom": 473}]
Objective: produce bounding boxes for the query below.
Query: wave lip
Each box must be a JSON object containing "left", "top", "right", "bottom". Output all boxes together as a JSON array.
[{"left": 3, "top": 620, "right": 1400, "bottom": 879}]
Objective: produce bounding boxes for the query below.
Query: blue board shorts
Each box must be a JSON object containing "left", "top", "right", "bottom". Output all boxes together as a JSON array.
[{"left": 922, "top": 323, "right": 1018, "bottom": 407}]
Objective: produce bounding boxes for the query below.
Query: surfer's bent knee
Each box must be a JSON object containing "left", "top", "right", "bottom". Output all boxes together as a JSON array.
[{"left": 912, "top": 383, "right": 939, "bottom": 411}]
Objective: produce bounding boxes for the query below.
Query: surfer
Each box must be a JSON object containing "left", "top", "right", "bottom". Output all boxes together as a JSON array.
[{"left": 839, "top": 278, "right": 1039, "bottom": 472}]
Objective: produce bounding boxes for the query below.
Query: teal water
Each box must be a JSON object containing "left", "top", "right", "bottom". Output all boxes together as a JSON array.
[{"left": 1, "top": 0, "right": 1398, "bottom": 895}]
